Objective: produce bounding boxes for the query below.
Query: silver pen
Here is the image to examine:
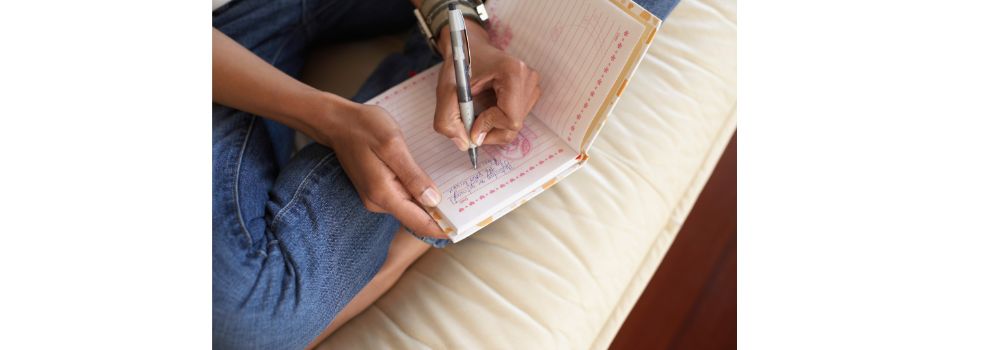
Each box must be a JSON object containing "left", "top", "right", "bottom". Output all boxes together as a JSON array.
[{"left": 447, "top": 3, "right": 478, "bottom": 169}]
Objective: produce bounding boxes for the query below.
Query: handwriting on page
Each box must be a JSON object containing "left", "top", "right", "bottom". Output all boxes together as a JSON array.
[
  {"left": 443, "top": 124, "right": 540, "bottom": 205},
  {"left": 444, "top": 158, "right": 515, "bottom": 205}
]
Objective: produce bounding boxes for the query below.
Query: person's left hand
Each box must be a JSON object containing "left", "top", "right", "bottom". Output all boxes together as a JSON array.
[{"left": 433, "top": 22, "right": 541, "bottom": 150}]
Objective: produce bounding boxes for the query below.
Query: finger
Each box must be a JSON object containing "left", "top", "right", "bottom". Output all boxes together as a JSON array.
[
  {"left": 492, "top": 62, "right": 539, "bottom": 125},
  {"left": 384, "top": 196, "right": 447, "bottom": 238},
  {"left": 433, "top": 92, "right": 469, "bottom": 149},
  {"left": 470, "top": 106, "right": 521, "bottom": 146},
  {"left": 530, "top": 84, "right": 542, "bottom": 109},
  {"left": 434, "top": 63, "right": 472, "bottom": 150},
  {"left": 378, "top": 139, "right": 442, "bottom": 207},
  {"left": 361, "top": 195, "right": 386, "bottom": 213},
  {"left": 481, "top": 129, "right": 519, "bottom": 146},
  {"left": 470, "top": 77, "right": 495, "bottom": 96}
]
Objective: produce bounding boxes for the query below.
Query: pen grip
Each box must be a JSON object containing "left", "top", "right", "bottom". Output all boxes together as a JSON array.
[{"left": 459, "top": 101, "right": 475, "bottom": 130}]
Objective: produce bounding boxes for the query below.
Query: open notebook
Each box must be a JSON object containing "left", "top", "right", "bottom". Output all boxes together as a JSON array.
[{"left": 367, "top": 0, "right": 662, "bottom": 242}]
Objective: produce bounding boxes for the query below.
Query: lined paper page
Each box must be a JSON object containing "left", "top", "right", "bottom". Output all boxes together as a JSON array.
[
  {"left": 485, "top": 0, "right": 647, "bottom": 150},
  {"left": 368, "top": 66, "right": 578, "bottom": 234}
]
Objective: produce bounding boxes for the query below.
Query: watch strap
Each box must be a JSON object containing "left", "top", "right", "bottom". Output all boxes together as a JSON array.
[{"left": 414, "top": 0, "right": 488, "bottom": 56}]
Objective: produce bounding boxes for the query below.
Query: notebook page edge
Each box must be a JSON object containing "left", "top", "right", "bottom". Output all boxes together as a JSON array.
[
  {"left": 578, "top": 0, "right": 662, "bottom": 153},
  {"left": 450, "top": 151, "right": 581, "bottom": 242}
]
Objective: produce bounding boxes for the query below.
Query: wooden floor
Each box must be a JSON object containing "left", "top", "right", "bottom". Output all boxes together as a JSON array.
[{"left": 609, "top": 132, "right": 736, "bottom": 350}]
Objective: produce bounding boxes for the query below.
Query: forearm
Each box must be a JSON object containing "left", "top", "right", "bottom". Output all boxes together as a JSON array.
[{"left": 212, "top": 29, "right": 353, "bottom": 145}]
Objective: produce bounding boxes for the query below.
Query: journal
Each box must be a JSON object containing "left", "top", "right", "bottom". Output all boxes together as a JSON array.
[{"left": 366, "top": 0, "right": 663, "bottom": 242}]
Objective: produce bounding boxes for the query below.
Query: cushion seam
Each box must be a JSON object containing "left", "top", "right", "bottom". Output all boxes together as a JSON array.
[{"left": 587, "top": 101, "right": 736, "bottom": 349}]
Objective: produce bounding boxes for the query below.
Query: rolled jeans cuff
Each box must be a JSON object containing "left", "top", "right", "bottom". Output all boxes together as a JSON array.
[{"left": 405, "top": 227, "right": 452, "bottom": 248}]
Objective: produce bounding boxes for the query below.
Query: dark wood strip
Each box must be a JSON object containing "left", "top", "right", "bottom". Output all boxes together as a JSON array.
[{"left": 609, "top": 131, "right": 736, "bottom": 350}]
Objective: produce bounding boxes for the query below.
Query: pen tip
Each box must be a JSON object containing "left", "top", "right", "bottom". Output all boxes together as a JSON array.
[{"left": 469, "top": 148, "right": 478, "bottom": 169}]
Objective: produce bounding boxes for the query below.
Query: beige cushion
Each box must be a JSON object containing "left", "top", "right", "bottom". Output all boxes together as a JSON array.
[{"left": 310, "top": 0, "right": 736, "bottom": 347}]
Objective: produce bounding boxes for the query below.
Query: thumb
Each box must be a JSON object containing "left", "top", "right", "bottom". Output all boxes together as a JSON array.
[
  {"left": 434, "top": 63, "right": 472, "bottom": 150},
  {"left": 470, "top": 106, "right": 509, "bottom": 146}
]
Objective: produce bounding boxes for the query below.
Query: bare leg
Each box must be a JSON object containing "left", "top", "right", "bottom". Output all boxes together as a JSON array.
[{"left": 306, "top": 228, "right": 431, "bottom": 349}]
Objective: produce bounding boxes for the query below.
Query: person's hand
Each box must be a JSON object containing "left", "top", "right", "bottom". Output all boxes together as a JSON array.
[
  {"left": 434, "top": 22, "right": 541, "bottom": 150},
  {"left": 321, "top": 103, "right": 446, "bottom": 238},
  {"left": 214, "top": 29, "right": 443, "bottom": 237}
]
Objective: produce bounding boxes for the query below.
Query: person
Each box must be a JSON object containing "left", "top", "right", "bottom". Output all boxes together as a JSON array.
[{"left": 212, "top": 0, "right": 678, "bottom": 348}]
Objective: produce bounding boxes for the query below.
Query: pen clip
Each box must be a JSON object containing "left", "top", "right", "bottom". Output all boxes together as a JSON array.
[{"left": 463, "top": 30, "right": 472, "bottom": 71}]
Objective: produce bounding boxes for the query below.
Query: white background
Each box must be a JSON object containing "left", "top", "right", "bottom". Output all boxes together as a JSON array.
[
  {"left": 0, "top": 0, "right": 209, "bottom": 347},
  {"left": 0, "top": 0, "right": 998, "bottom": 348},
  {"left": 740, "top": 0, "right": 1000, "bottom": 348}
]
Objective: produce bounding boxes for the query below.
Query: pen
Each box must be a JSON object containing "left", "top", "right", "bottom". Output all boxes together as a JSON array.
[{"left": 447, "top": 3, "right": 478, "bottom": 169}]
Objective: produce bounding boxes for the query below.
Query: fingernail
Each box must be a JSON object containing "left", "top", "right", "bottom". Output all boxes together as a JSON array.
[
  {"left": 451, "top": 137, "right": 467, "bottom": 150},
  {"left": 420, "top": 188, "right": 441, "bottom": 207},
  {"left": 475, "top": 132, "right": 487, "bottom": 146}
]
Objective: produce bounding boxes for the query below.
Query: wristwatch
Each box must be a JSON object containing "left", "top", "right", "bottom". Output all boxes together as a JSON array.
[{"left": 414, "top": 0, "right": 489, "bottom": 56}]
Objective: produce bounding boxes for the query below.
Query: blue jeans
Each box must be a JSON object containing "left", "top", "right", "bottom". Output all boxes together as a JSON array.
[{"left": 212, "top": 0, "right": 678, "bottom": 349}]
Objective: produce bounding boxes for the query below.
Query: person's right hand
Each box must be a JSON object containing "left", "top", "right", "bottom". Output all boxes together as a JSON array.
[
  {"left": 321, "top": 103, "right": 446, "bottom": 238},
  {"left": 432, "top": 22, "right": 541, "bottom": 150}
]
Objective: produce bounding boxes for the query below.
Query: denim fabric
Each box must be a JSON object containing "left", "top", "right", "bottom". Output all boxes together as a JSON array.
[
  {"left": 637, "top": 0, "right": 681, "bottom": 20},
  {"left": 213, "top": 1, "right": 418, "bottom": 349},
  {"left": 213, "top": 0, "right": 678, "bottom": 348}
]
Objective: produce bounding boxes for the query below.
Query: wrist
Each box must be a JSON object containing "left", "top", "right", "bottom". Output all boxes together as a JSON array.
[
  {"left": 435, "top": 20, "right": 492, "bottom": 57},
  {"left": 304, "top": 91, "right": 357, "bottom": 147}
]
